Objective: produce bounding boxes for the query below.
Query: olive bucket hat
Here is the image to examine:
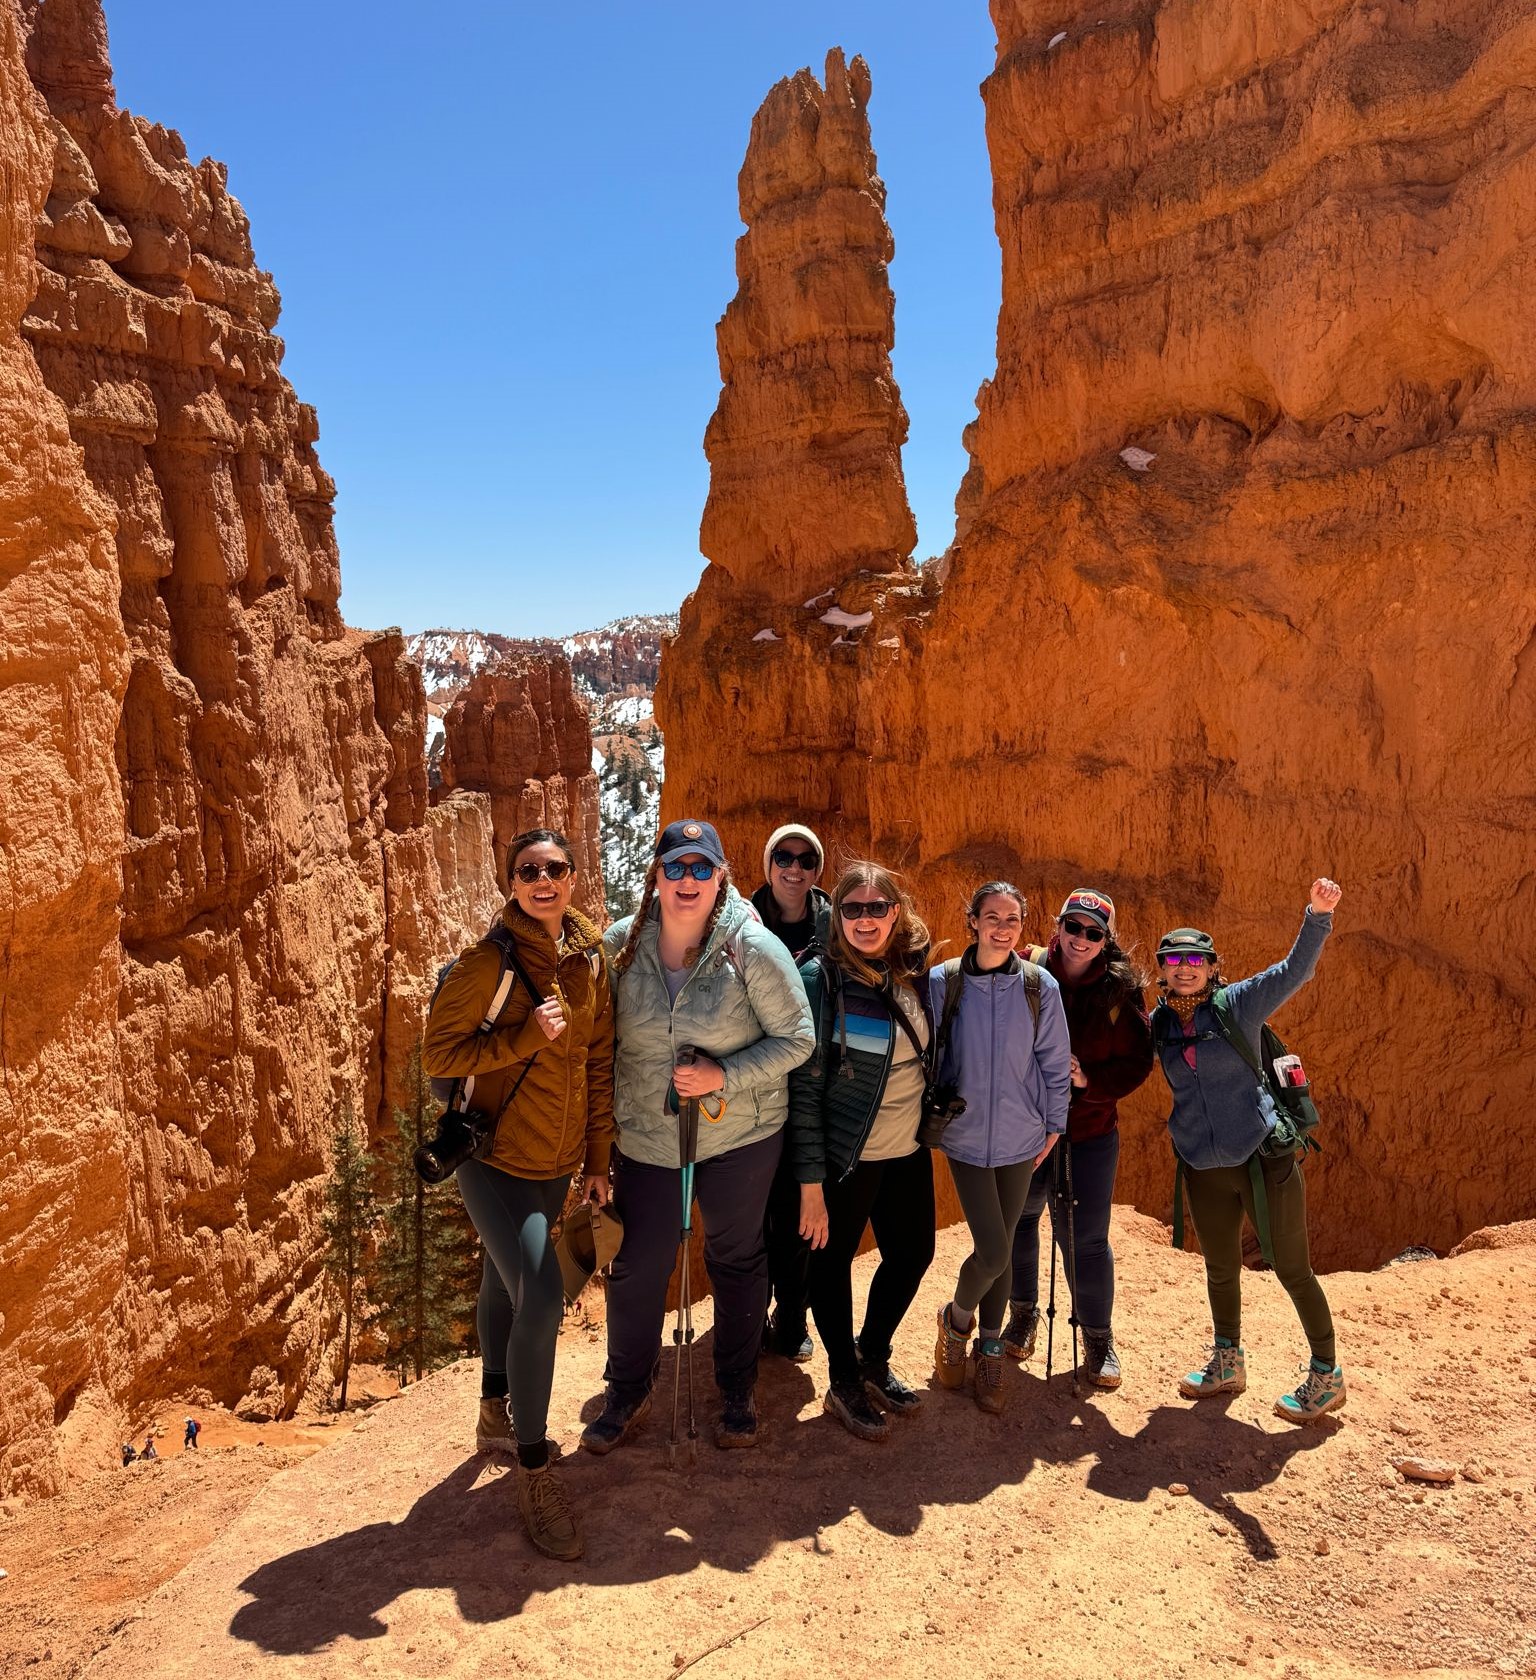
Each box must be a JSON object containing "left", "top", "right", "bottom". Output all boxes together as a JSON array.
[{"left": 555, "top": 1202, "right": 624, "bottom": 1305}]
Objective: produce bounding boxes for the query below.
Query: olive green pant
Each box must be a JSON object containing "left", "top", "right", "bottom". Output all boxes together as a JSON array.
[{"left": 1180, "top": 1151, "right": 1335, "bottom": 1366}]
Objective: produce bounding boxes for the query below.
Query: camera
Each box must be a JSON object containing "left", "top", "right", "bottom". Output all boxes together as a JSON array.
[
  {"left": 917, "top": 1083, "right": 967, "bottom": 1148},
  {"left": 413, "top": 1108, "right": 492, "bottom": 1184}
]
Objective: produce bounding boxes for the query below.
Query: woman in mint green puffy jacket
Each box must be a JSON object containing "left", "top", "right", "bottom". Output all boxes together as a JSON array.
[{"left": 581, "top": 819, "right": 814, "bottom": 1458}]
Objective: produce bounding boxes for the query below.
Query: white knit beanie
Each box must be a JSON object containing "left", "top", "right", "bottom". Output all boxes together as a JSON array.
[{"left": 762, "top": 823, "right": 826, "bottom": 882}]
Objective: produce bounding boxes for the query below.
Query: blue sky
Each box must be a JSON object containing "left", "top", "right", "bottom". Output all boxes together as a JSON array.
[{"left": 106, "top": 3, "right": 1000, "bottom": 638}]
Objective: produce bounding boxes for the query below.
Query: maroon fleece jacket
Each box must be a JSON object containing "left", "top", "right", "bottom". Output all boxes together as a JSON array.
[{"left": 1039, "top": 936, "right": 1155, "bottom": 1142}]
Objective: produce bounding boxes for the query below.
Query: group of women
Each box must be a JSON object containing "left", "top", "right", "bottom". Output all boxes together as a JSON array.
[{"left": 423, "top": 818, "right": 1345, "bottom": 1564}]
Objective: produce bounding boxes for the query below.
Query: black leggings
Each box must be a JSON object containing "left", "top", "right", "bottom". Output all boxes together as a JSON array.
[{"left": 807, "top": 1148, "right": 936, "bottom": 1387}]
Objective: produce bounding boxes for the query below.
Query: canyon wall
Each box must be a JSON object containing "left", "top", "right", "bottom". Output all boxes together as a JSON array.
[
  {"left": 657, "top": 11, "right": 1536, "bottom": 1268},
  {"left": 0, "top": 0, "right": 510, "bottom": 1497}
]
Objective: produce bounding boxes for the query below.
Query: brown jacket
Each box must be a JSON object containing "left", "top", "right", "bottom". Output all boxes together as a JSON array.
[{"left": 422, "top": 903, "right": 615, "bottom": 1181}]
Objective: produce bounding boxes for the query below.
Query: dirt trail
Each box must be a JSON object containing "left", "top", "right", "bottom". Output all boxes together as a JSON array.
[{"left": 6, "top": 1215, "right": 1533, "bottom": 1680}]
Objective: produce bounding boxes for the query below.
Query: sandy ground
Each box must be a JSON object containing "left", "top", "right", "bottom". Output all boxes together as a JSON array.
[{"left": 3, "top": 1214, "right": 1533, "bottom": 1680}]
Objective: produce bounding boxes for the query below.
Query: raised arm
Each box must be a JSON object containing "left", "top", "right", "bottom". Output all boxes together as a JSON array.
[{"left": 1225, "top": 878, "right": 1342, "bottom": 1043}]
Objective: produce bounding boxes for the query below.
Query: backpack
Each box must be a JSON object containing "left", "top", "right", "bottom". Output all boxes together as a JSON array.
[{"left": 1152, "top": 987, "right": 1322, "bottom": 1266}]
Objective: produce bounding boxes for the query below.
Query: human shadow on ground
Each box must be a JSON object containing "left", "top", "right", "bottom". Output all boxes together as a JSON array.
[{"left": 229, "top": 1347, "right": 1335, "bottom": 1653}]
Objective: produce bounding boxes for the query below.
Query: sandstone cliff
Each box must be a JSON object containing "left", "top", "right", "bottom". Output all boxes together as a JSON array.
[
  {"left": 0, "top": 0, "right": 510, "bottom": 1497},
  {"left": 440, "top": 655, "right": 605, "bottom": 920},
  {"left": 657, "top": 10, "right": 1536, "bottom": 1268}
]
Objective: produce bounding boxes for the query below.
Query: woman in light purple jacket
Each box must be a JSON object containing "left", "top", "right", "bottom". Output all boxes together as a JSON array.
[{"left": 929, "top": 882, "right": 1072, "bottom": 1413}]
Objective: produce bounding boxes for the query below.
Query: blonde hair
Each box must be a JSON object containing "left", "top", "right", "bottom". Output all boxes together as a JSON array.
[
  {"left": 827, "top": 861, "right": 929, "bottom": 990},
  {"left": 612, "top": 859, "right": 733, "bottom": 975}
]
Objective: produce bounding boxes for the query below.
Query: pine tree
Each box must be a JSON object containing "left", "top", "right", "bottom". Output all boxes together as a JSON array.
[
  {"left": 321, "top": 1098, "right": 378, "bottom": 1411},
  {"left": 374, "top": 1043, "right": 481, "bottom": 1384}
]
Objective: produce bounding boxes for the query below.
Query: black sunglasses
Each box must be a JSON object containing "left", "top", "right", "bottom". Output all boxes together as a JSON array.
[
  {"left": 662, "top": 860, "right": 717, "bottom": 882},
  {"left": 771, "top": 847, "right": 820, "bottom": 871},
  {"left": 839, "top": 898, "right": 897, "bottom": 920},
  {"left": 1060, "top": 917, "right": 1106, "bottom": 943},
  {"left": 514, "top": 860, "right": 572, "bottom": 884}
]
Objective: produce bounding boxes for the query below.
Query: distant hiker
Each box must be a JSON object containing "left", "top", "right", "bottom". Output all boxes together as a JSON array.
[
  {"left": 182, "top": 1417, "right": 200, "bottom": 1450},
  {"left": 422, "top": 827, "right": 615, "bottom": 1562},
  {"left": 141, "top": 1435, "right": 158, "bottom": 1460},
  {"left": 929, "top": 883, "right": 1072, "bottom": 1414},
  {"left": 121, "top": 1442, "right": 136, "bottom": 1467},
  {"left": 752, "top": 822, "right": 832, "bottom": 1367},
  {"left": 790, "top": 862, "right": 936, "bottom": 1442},
  {"left": 1152, "top": 878, "right": 1345, "bottom": 1423},
  {"left": 1005, "top": 890, "right": 1153, "bottom": 1387},
  {"left": 585, "top": 820, "right": 814, "bottom": 1457}
]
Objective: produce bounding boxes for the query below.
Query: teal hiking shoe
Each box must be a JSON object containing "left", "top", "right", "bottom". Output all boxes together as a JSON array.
[
  {"left": 1178, "top": 1339, "right": 1247, "bottom": 1399},
  {"left": 1274, "top": 1361, "right": 1346, "bottom": 1424}
]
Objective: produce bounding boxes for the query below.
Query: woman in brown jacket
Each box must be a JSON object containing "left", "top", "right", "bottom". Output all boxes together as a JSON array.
[{"left": 422, "top": 828, "right": 614, "bottom": 1563}]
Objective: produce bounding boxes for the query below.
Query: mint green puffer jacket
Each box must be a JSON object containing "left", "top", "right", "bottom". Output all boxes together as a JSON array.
[{"left": 602, "top": 887, "right": 815, "bottom": 1168}]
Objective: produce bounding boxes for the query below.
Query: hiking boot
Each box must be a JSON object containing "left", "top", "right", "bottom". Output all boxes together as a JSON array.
[
  {"left": 1082, "top": 1328, "right": 1122, "bottom": 1391},
  {"left": 476, "top": 1397, "right": 514, "bottom": 1452},
  {"left": 579, "top": 1389, "right": 652, "bottom": 1456},
  {"left": 765, "top": 1313, "right": 814, "bottom": 1364},
  {"left": 517, "top": 1462, "right": 583, "bottom": 1561},
  {"left": 714, "top": 1389, "right": 759, "bottom": 1449},
  {"left": 972, "top": 1337, "right": 1006, "bottom": 1414},
  {"left": 1274, "top": 1362, "right": 1346, "bottom": 1425},
  {"left": 1178, "top": 1340, "right": 1247, "bottom": 1399},
  {"left": 823, "top": 1380, "right": 891, "bottom": 1442},
  {"left": 1002, "top": 1301, "right": 1039, "bottom": 1363},
  {"left": 934, "top": 1304, "right": 970, "bottom": 1390},
  {"left": 857, "top": 1354, "right": 922, "bottom": 1416}
]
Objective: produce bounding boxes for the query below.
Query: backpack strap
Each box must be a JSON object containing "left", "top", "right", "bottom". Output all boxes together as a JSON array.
[
  {"left": 1209, "top": 986, "right": 1263, "bottom": 1077},
  {"left": 458, "top": 926, "right": 546, "bottom": 1114},
  {"left": 1018, "top": 959, "right": 1042, "bottom": 1032},
  {"left": 1248, "top": 1155, "right": 1277, "bottom": 1268},
  {"left": 931, "top": 959, "right": 965, "bottom": 1075},
  {"left": 1172, "top": 1158, "right": 1186, "bottom": 1250},
  {"left": 887, "top": 982, "right": 932, "bottom": 1072}
]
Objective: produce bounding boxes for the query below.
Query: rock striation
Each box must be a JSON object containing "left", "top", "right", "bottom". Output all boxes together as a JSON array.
[
  {"left": 0, "top": 0, "right": 512, "bottom": 1498},
  {"left": 440, "top": 655, "right": 605, "bottom": 920},
  {"left": 658, "top": 8, "right": 1536, "bottom": 1268}
]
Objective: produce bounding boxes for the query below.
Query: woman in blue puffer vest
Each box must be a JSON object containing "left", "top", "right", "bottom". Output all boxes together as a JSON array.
[{"left": 930, "top": 882, "right": 1073, "bottom": 1414}]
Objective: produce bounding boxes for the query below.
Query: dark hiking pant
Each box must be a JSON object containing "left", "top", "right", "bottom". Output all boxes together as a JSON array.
[
  {"left": 1011, "top": 1130, "right": 1119, "bottom": 1330},
  {"left": 764, "top": 1145, "right": 811, "bottom": 1342},
  {"left": 1180, "top": 1149, "right": 1335, "bottom": 1365},
  {"left": 457, "top": 1161, "right": 571, "bottom": 1448},
  {"left": 604, "top": 1131, "right": 781, "bottom": 1403},
  {"left": 949, "top": 1158, "right": 1038, "bottom": 1333},
  {"left": 808, "top": 1147, "right": 936, "bottom": 1387}
]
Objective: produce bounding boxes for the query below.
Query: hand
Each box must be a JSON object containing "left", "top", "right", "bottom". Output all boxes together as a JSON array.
[
  {"left": 1069, "top": 1054, "right": 1087, "bottom": 1090},
  {"left": 1034, "top": 1132, "right": 1061, "bottom": 1169},
  {"left": 582, "top": 1174, "right": 609, "bottom": 1208},
  {"left": 673, "top": 1055, "right": 725, "bottom": 1098},
  {"left": 799, "top": 1183, "right": 830, "bottom": 1250},
  {"left": 533, "top": 996, "right": 567, "bottom": 1040},
  {"left": 1309, "top": 878, "right": 1342, "bottom": 916}
]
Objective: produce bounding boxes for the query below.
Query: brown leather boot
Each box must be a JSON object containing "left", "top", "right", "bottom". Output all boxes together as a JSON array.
[
  {"left": 934, "top": 1305, "right": 969, "bottom": 1390},
  {"left": 972, "top": 1337, "right": 1005, "bottom": 1414},
  {"left": 517, "top": 1463, "right": 583, "bottom": 1561}
]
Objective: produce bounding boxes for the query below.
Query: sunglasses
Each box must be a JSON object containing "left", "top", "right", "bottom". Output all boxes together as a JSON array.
[
  {"left": 1160, "top": 952, "right": 1209, "bottom": 967},
  {"left": 514, "top": 860, "right": 572, "bottom": 884},
  {"left": 662, "top": 860, "right": 718, "bottom": 882},
  {"left": 771, "top": 847, "right": 820, "bottom": 871},
  {"left": 839, "top": 899, "right": 897, "bottom": 921},
  {"left": 1061, "top": 917, "right": 1106, "bottom": 943}
]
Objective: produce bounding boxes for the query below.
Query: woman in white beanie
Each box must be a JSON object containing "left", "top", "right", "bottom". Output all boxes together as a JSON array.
[{"left": 752, "top": 822, "right": 832, "bottom": 1361}]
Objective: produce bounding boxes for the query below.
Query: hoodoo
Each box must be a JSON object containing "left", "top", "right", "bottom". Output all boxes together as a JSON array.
[{"left": 658, "top": 6, "right": 1536, "bottom": 1268}]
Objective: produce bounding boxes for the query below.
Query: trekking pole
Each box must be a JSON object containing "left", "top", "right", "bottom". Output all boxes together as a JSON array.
[
  {"left": 668, "top": 1049, "right": 702, "bottom": 1471},
  {"left": 1044, "top": 1147, "right": 1060, "bottom": 1381},
  {"left": 1062, "top": 1139, "right": 1080, "bottom": 1392}
]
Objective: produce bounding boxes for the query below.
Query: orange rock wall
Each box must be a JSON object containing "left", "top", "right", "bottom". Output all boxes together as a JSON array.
[
  {"left": 0, "top": 0, "right": 509, "bottom": 1497},
  {"left": 658, "top": 8, "right": 1536, "bottom": 1269},
  {"left": 441, "top": 656, "right": 605, "bottom": 921}
]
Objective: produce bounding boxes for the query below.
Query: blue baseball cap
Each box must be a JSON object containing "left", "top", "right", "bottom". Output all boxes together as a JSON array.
[{"left": 655, "top": 819, "right": 727, "bottom": 870}]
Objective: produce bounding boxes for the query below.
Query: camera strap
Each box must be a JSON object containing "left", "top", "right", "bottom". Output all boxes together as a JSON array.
[{"left": 458, "top": 925, "right": 548, "bottom": 1115}]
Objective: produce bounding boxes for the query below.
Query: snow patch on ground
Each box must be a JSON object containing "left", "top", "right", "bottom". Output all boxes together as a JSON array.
[
  {"left": 819, "top": 607, "right": 873, "bottom": 630},
  {"left": 1119, "top": 447, "right": 1157, "bottom": 471},
  {"left": 753, "top": 628, "right": 781, "bottom": 642}
]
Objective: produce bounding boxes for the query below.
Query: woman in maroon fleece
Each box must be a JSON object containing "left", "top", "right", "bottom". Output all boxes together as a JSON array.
[{"left": 1003, "top": 889, "right": 1153, "bottom": 1387}]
